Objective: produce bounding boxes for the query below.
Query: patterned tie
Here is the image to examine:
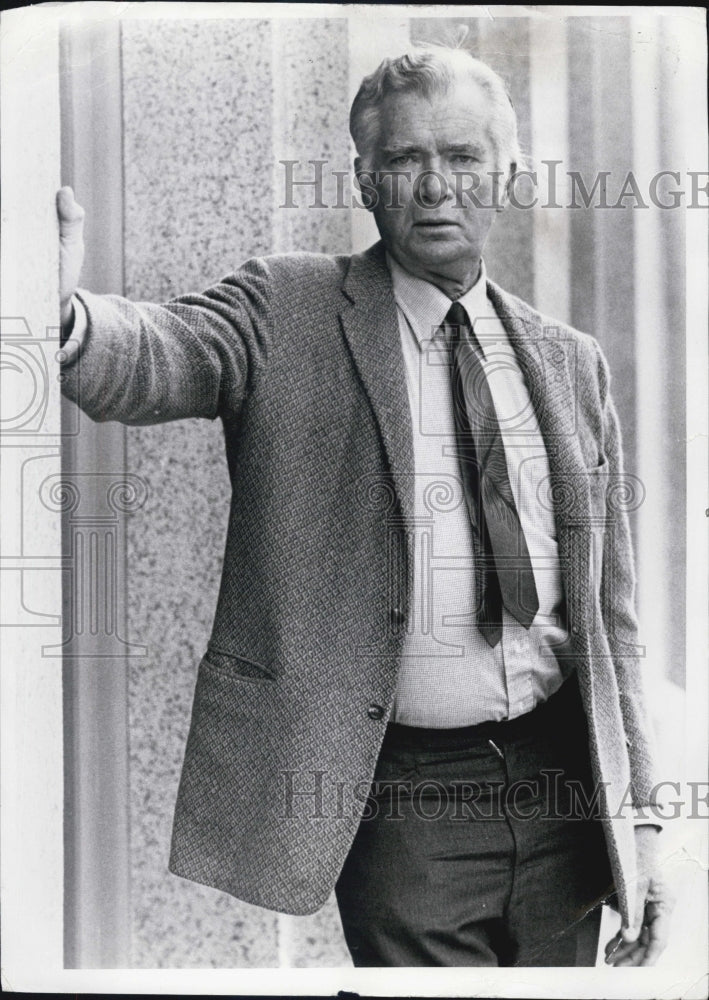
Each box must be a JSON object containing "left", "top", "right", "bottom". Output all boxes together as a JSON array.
[{"left": 445, "top": 301, "right": 539, "bottom": 647}]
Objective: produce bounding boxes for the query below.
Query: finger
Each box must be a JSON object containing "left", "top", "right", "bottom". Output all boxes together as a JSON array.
[
  {"left": 622, "top": 877, "right": 649, "bottom": 944},
  {"left": 615, "top": 945, "right": 648, "bottom": 967},
  {"left": 611, "top": 934, "right": 650, "bottom": 966},
  {"left": 56, "top": 186, "right": 85, "bottom": 232},
  {"left": 604, "top": 931, "right": 630, "bottom": 960},
  {"left": 612, "top": 944, "right": 641, "bottom": 964},
  {"left": 605, "top": 939, "right": 638, "bottom": 965},
  {"left": 604, "top": 931, "right": 623, "bottom": 958},
  {"left": 639, "top": 911, "right": 672, "bottom": 966}
]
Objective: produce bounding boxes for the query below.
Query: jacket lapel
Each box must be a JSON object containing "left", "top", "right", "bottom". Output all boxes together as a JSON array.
[
  {"left": 339, "top": 243, "right": 416, "bottom": 533},
  {"left": 486, "top": 280, "right": 593, "bottom": 634}
]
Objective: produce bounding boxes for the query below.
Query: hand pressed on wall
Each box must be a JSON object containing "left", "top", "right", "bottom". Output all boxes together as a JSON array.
[{"left": 56, "top": 186, "right": 85, "bottom": 330}]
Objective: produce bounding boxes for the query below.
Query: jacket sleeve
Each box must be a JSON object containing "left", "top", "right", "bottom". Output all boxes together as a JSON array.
[
  {"left": 595, "top": 341, "right": 660, "bottom": 809},
  {"left": 59, "top": 256, "right": 271, "bottom": 425}
]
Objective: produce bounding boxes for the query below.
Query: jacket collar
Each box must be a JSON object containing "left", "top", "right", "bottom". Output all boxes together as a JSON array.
[{"left": 385, "top": 252, "right": 491, "bottom": 349}]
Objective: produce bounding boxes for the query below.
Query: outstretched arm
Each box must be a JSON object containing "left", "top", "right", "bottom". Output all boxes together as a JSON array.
[{"left": 57, "top": 187, "right": 271, "bottom": 425}]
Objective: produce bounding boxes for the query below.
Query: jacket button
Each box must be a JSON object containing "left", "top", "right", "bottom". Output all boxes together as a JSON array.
[
  {"left": 367, "top": 703, "right": 385, "bottom": 721},
  {"left": 390, "top": 607, "right": 406, "bottom": 627}
]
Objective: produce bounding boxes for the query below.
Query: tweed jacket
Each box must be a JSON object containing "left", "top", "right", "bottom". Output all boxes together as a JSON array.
[{"left": 62, "top": 241, "right": 658, "bottom": 927}]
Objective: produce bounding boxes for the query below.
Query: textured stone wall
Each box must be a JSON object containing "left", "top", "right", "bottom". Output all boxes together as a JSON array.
[
  {"left": 122, "top": 17, "right": 278, "bottom": 968},
  {"left": 121, "top": 16, "right": 353, "bottom": 968}
]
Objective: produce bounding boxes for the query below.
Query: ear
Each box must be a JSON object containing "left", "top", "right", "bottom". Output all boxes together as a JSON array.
[{"left": 354, "top": 155, "right": 377, "bottom": 212}]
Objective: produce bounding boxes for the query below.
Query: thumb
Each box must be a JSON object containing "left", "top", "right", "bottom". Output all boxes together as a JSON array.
[
  {"left": 56, "top": 186, "right": 85, "bottom": 238},
  {"left": 622, "top": 876, "right": 649, "bottom": 943},
  {"left": 57, "top": 186, "right": 86, "bottom": 313}
]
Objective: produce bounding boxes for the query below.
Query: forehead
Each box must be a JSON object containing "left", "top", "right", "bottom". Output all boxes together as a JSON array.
[{"left": 375, "top": 80, "right": 494, "bottom": 150}]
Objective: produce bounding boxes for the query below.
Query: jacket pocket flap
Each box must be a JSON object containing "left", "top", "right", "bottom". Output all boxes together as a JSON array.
[{"left": 203, "top": 647, "right": 276, "bottom": 683}]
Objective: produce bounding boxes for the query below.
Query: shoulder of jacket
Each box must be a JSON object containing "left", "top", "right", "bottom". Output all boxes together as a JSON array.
[
  {"left": 538, "top": 307, "right": 599, "bottom": 355},
  {"left": 488, "top": 279, "right": 610, "bottom": 401},
  {"left": 489, "top": 280, "right": 601, "bottom": 355},
  {"left": 535, "top": 304, "right": 609, "bottom": 394},
  {"left": 238, "top": 250, "right": 351, "bottom": 285}
]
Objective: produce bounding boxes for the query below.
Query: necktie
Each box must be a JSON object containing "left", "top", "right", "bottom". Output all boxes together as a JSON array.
[{"left": 445, "top": 301, "right": 539, "bottom": 647}]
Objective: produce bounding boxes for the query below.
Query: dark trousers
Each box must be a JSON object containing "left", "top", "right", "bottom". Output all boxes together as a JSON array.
[{"left": 335, "top": 677, "right": 613, "bottom": 967}]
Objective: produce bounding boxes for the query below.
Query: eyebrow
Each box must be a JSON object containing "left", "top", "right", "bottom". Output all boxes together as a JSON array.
[
  {"left": 380, "top": 142, "right": 485, "bottom": 158},
  {"left": 446, "top": 143, "right": 484, "bottom": 155},
  {"left": 380, "top": 145, "right": 422, "bottom": 158}
]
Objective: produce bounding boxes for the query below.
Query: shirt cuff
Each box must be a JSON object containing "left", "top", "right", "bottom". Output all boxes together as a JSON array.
[{"left": 58, "top": 295, "right": 88, "bottom": 366}]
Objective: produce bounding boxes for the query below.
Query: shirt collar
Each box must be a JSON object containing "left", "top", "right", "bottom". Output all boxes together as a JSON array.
[{"left": 387, "top": 252, "right": 490, "bottom": 347}]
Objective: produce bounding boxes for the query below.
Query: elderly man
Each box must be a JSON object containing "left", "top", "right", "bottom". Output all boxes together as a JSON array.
[{"left": 57, "top": 44, "right": 671, "bottom": 967}]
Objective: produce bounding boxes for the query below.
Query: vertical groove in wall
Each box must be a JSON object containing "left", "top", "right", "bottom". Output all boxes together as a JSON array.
[
  {"left": 58, "top": 25, "right": 78, "bottom": 969},
  {"left": 528, "top": 16, "right": 570, "bottom": 323},
  {"left": 59, "top": 17, "right": 131, "bottom": 969},
  {"left": 591, "top": 16, "right": 637, "bottom": 474},
  {"left": 567, "top": 18, "right": 597, "bottom": 336},
  {"left": 630, "top": 13, "right": 671, "bottom": 696},
  {"left": 471, "top": 17, "right": 534, "bottom": 301},
  {"left": 656, "top": 16, "right": 687, "bottom": 690}
]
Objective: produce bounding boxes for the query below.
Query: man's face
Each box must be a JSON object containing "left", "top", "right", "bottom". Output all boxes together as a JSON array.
[{"left": 359, "top": 80, "right": 506, "bottom": 289}]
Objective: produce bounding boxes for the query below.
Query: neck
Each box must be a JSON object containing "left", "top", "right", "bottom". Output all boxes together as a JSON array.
[{"left": 386, "top": 250, "right": 482, "bottom": 300}]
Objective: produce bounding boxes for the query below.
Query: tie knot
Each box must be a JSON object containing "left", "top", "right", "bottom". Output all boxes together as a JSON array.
[{"left": 445, "top": 301, "right": 471, "bottom": 335}]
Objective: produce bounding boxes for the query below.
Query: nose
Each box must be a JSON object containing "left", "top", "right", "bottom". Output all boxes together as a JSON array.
[{"left": 417, "top": 167, "right": 453, "bottom": 208}]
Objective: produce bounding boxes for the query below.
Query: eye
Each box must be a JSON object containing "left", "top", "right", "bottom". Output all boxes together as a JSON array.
[
  {"left": 389, "top": 154, "right": 416, "bottom": 167},
  {"left": 451, "top": 154, "right": 478, "bottom": 165}
]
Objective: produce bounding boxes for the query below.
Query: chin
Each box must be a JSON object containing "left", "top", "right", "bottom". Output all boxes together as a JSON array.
[{"left": 407, "top": 238, "right": 469, "bottom": 265}]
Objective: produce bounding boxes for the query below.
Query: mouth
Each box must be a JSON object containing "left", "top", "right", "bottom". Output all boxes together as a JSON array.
[{"left": 412, "top": 220, "right": 459, "bottom": 230}]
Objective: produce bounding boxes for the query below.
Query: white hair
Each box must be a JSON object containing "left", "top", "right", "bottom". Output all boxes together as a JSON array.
[{"left": 350, "top": 44, "right": 521, "bottom": 174}]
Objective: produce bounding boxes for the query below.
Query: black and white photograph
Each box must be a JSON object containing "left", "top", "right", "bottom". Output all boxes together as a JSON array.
[{"left": 1, "top": 3, "right": 707, "bottom": 996}]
